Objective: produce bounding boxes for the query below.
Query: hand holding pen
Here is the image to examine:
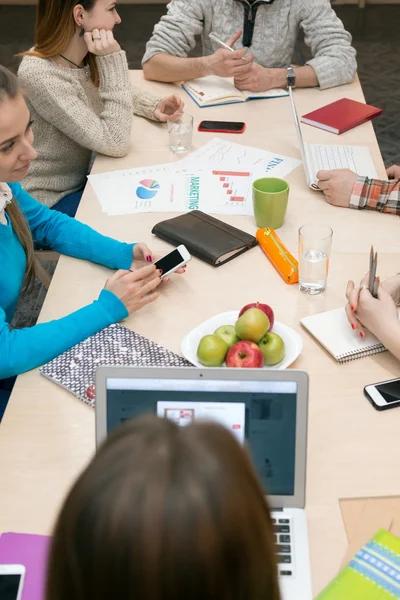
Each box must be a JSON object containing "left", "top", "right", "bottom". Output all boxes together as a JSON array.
[
  {"left": 207, "top": 30, "right": 253, "bottom": 78},
  {"left": 345, "top": 246, "right": 399, "bottom": 339}
]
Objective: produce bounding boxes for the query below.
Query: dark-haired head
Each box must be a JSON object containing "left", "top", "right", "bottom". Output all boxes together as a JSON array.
[{"left": 46, "top": 415, "right": 281, "bottom": 600}]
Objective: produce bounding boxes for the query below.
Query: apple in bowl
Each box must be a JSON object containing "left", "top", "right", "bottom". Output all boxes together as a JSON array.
[{"left": 226, "top": 341, "right": 264, "bottom": 368}]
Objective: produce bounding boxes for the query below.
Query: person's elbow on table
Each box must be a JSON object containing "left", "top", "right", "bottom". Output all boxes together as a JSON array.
[{"left": 316, "top": 168, "right": 357, "bottom": 208}]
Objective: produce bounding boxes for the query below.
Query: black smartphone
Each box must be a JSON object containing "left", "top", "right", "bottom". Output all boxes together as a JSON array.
[
  {"left": 364, "top": 377, "right": 400, "bottom": 411},
  {"left": 198, "top": 120, "right": 246, "bottom": 134}
]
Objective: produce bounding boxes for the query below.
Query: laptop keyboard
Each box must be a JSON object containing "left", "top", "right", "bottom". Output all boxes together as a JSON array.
[
  {"left": 306, "top": 143, "right": 358, "bottom": 173},
  {"left": 272, "top": 516, "right": 293, "bottom": 577}
]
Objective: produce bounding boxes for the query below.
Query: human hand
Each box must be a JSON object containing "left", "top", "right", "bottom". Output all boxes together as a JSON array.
[
  {"left": 206, "top": 30, "right": 253, "bottom": 78},
  {"left": 131, "top": 243, "right": 186, "bottom": 279},
  {"left": 316, "top": 169, "right": 357, "bottom": 208},
  {"left": 234, "top": 64, "right": 278, "bottom": 93},
  {"left": 104, "top": 265, "right": 162, "bottom": 315},
  {"left": 84, "top": 29, "right": 121, "bottom": 56},
  {"left": 386, "top": 165, "right": 400, "bottom": 180},
  {"left": 154, "top": 95, "right": 184, "bottom": 122},
  {"left": 345, "top": 273, "right": 398, "bottom": 339}
]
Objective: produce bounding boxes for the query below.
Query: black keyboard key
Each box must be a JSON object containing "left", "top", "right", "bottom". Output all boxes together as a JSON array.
[
  {"left": 273, "top": 525, "right": 290, "bottom": 534},
  {"left": 280, "top": 535, "right": 291, "bottom": 543},
  {"left": 278, "top": 518, "right": 290, "bottom": 524},
  {"left": 277, "top": 555, "right": 292, "bottom": 564},
  {"left": 280, "top": 571, "right": 292, "bottom": 576},
  {"left": 271, "top": 518, "right": 277, "bottom": 524},
  {"left": 276, "top": 545, "right": 291, "bottom": 554}
]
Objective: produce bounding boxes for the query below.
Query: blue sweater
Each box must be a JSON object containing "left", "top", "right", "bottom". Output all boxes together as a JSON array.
[{"left": 0, "top": 183, "right": 134, "bottom": 379}]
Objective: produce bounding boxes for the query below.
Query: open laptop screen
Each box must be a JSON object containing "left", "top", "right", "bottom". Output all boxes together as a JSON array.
[{"left": 105, "top": 378, "right": 297, "bottom": 497}]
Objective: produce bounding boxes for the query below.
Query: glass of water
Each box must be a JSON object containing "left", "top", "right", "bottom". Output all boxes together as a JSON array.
[
  {"left": 298, "top": 224, "right": 333, "bottom": 294},
  {"left": 168, "top": 114, "right": 193, "bottom": 153}
]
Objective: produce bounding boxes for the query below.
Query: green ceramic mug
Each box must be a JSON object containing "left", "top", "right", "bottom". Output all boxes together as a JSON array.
[{"left": 252, "top": 177, "right": 289, "bottom": 229}]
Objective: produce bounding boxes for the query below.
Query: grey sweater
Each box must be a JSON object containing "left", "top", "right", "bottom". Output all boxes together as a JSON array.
[
  {"left": 18, "top": 51, "right": 160, "bottom": 207},
  {"left": 142, "top": 0, "right": 357, "bottom": 90}
]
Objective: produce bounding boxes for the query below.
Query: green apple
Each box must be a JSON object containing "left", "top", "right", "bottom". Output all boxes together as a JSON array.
[
  {"left": 197, "top": 335, "right": 228, "bottom": 367},
  {"left": 214, "top": 325, "right": 240, "bottom": 349},
  {"left": 235, "top": 308, "right": 270, "bottom": 343},
  {"left": 258, "top": 332, "right": 285, "bottom": 366}
]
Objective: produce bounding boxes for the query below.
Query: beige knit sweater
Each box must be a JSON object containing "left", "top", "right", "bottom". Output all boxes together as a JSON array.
[{"left": 18, "top": 51, "right": 160, "bottom": 207}]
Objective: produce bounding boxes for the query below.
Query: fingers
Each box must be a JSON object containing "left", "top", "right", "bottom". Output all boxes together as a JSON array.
[
  {"left": 138, "top": 272, "right": 163, "bottom": 297},
  {"left": 316, "top": 170, "right": 333, "bottom": 181},
  {"left": 135, "top": 242, "right": 153, "bottom": 263},
  {"left": 316, "top": 179, "right": 330, "bottom": 191},
  {"left": 83, "top": 31, "right": 95, "bottom": 52},
  {"left": 345, "top": 302, "right": 365, "bottom": 337},
  {"left": 124, "top": 264, "right": 157, "bottom": 282},
  {"left": 99, "top": 28, "right": 107, "bottom": 45},
  {"left": 226, "top": 29, "right": 242, "bottom": 48},
  {"left": 387, "top": 165, "right": 396, "bottom": 178},
  {"left": 135, "top": 290, "right": 160, "bottom": 310},
  {"left": 106, "top": 30, "right": 114, "bottom": 43}
]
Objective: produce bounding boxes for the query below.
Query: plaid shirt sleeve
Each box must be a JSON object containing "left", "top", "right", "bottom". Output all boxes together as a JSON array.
[{"left": 350, "top": 176, "right": 400, "bottom": 215}]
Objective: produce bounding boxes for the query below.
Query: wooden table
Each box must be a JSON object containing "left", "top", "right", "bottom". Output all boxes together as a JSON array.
[{"left": 1, "top": 73, "right": 399, "bottom": 596}]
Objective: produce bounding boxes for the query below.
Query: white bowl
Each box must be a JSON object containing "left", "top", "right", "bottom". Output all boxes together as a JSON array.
[{"left": 181, "top": 310, "right": 303, "bottom": 369}]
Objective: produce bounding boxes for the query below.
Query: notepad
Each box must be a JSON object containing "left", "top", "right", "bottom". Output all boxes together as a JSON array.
[
  {"left": 182, "top": 75, "right": 288, "bottom": 107},
  {"left": 301, "top": 98, "right": 382, "bottom": 135},
  {"left": 316, "top": 529, "right": 400, "bottom": 599},
  {"left": 40, "top": 323, "right": 193, "bottom": 407},
  {"left": 300, "top": 307, "right": 400, "bottom": 363}
]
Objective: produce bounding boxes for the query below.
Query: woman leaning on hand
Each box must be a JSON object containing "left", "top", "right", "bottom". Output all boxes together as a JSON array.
[
  {"left": 0, "top": 65, "right": 183, "bottom": 418},
  {"left": 18, "top": 0, "right": 183, "bottom": 216}
]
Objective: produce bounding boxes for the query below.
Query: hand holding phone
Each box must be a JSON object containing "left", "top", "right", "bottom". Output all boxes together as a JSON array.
[
  {"left": 364, "top": 377, "right": 400, "bottom": 410},
  {"left": 0, "top": 565, "right": 25, "bottom": 600},
  {"left": 154, "top": 245, "right": 191, "bottom": 279},
  {"left": 198, "top": 120, "right": 246, "bottom": 134}
]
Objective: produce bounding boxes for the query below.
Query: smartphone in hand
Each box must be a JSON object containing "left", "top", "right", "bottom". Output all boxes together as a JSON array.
[{"left": 154, "top": 245, "right": 191, "bottom": 279}]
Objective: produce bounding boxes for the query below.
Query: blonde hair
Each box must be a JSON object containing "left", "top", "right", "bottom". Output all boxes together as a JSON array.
[
  {"left": 21, "top": 0, "right": 99, "bottom": 87},
  {"left": 0, "top": 65, "right": 36, "bottom": 291}
]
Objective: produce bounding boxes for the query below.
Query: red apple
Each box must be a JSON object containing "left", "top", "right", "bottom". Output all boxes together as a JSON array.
[
  {"left": 238, "top": 302, "right": 274, "bottom": 331},
  {"left": 225, "top": 341, "right": 264, "bottom": 369}
]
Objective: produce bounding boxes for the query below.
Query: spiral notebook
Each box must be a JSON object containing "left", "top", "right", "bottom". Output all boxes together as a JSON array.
[
  {"left": 300, "top": 307, "right": 399, "bottom": 363},
  {"left": 40, "top": 323, "right": 193, "bottom": 407}
]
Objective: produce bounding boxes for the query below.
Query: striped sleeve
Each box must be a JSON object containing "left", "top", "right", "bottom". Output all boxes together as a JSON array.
[{"left": 350, "top": 176, "right": 400, "bottom": 215}]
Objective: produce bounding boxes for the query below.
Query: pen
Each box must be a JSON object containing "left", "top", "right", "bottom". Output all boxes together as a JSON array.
[{"left": 209, "top": 32, "right": 247, "bottom": 61}]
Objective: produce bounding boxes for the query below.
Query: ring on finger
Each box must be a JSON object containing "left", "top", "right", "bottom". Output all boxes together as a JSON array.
[{"left": 360, "top": 286, "right": 369, "bottom": 292}]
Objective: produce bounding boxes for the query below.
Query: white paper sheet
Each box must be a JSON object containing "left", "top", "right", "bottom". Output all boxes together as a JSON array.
[
  {"left": 88, "top": 138, "right": 301, "bottom": 216},
  {"left": 88, "top": 164, "right": 254, "bottom": 216},
  {"left": 179, "top": 137, "right": 301, "bottom": 180}
]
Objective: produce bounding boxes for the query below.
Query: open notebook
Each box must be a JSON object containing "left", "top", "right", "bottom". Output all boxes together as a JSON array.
[
  {"left": 182, "top": 75, "right": 288, "bottom": 108},
  {"left": 301, "top": 307, "right": 400, "bottom": 363}
]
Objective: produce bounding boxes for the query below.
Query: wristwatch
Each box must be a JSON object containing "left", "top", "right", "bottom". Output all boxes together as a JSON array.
[{"left": 286, "top": 66, "right": 296, "bottom": 89}]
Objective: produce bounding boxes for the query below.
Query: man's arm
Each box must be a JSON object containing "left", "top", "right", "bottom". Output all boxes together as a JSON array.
[
  {"left": 299, "top": 0, "right": 357, "bottom": 89},
  {"left": 350, "top": 176, "right": 400, "bottom": 215},
  {"left": 234, "top": 64, "right": 317, "bottom": 93}
]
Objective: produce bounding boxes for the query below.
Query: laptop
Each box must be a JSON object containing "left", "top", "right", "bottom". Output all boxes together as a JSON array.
[
  {"left": 288, "top": 86, "right": 377, "bottom": 189},
  {"left": 96, "top": 367, "right": 313, "bottom": 600}
]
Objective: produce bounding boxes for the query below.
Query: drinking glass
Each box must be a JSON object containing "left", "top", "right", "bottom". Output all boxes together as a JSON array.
[
  {"left": 168, "top": 114, "right": 193, "bottom": 153},
  {"left": 298, "top": 224, "right": 333, "bottom": 294}
]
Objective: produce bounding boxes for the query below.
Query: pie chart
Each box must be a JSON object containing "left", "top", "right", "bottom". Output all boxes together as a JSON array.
[{"left": 136, "top": 179, "right": 160, "bottom": 200}]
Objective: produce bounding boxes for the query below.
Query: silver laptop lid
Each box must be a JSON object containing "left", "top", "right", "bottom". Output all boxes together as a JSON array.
[
  {"left": 288, "top": 87, "right": 313, "bottom": 188},
  {"left": 95, "top": 367, "right": 308, "bottom": 510}
]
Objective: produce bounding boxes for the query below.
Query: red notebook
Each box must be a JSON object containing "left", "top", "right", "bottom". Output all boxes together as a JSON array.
[{"left": 301, "top": 98, "right": 382, "bottom": 135}]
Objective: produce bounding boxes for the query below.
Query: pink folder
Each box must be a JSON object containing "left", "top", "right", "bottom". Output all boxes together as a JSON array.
[{"left": 0, "top": 533, "right": 50, "bottom": 600}]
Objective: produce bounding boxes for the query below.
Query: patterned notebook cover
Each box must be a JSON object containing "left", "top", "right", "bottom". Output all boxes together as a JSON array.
[
  {"left": 40, "top": 323, "right": 193, "bottom": 407},
  {"left": 316, "top": 529, "right": 400, "bottom": 599}
]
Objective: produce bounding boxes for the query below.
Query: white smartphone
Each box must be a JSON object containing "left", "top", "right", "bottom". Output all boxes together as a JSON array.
[
  {"left": 154, "top": 245, "right": 191, "bottom": 279},
  {"left": 0, "top": 565, "right": 26, "bottom": 600},
  {"left": 364, "top": 377, "right": 400, "bottom": 411}
]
